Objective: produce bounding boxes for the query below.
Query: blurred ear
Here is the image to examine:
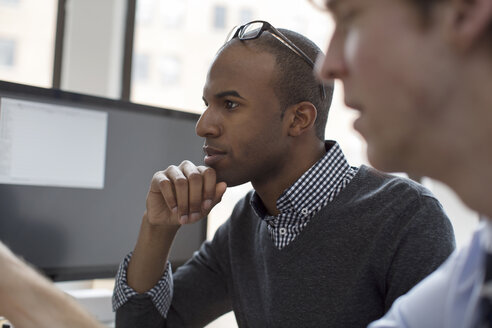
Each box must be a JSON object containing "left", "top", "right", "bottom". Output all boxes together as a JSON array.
[
  {"left": 449, "top": 0, "right": 492, "bottom": 50},
  {"left": 285, "top": 102, "right": 317, "bottom": 137}
]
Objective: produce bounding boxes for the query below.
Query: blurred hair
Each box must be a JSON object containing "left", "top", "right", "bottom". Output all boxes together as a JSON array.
[{"left": 410, "top": 0, "right": 492, "bottom": 43}]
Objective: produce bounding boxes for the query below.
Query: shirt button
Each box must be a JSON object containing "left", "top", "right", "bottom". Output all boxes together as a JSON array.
[
  {"left": 279, "top": 228, "right": 287, "bottom": 235},
  {"left": 301, "top": 208, "right": 309, "bottom": 215}
]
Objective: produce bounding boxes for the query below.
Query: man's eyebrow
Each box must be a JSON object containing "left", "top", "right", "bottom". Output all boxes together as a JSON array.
[{"left": 214, "top": 90, "right": 245, "bottom": 99}]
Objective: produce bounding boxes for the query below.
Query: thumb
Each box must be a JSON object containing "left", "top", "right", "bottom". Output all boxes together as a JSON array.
[{"left": 214, "top": 182, "right": 227, "bottom": 204}]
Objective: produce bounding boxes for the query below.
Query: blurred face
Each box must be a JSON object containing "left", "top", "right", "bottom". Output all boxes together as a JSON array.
[
  {"left": 318, "top": 0, "right": 455, "bottom": 173},
  {"left": 196, "top": 43, "right": 291, "bottom": 186}
]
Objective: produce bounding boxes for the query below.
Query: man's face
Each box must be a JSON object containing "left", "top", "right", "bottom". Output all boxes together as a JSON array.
[
  {"left": 318, "top": 0, "right": 455, "bottom": 173},
  {"left": 197, "top": 43, "right": 291, "bottom": 186}
]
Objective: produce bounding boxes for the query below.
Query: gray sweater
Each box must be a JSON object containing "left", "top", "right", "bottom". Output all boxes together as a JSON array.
[{"left": 116, "top": 166, "right": 455, "bottom": 327}]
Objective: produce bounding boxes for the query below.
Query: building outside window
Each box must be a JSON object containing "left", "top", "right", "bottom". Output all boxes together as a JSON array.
[
  {"left": 238, "top": 8, "right": 253, "bottom": 25},
  {"left": 213, "top": 5, "right": 226, "bottom": 29},
  {"left": 0, "top": 0, "right": 57, "bottom": 87},
  {"left": 160, "top": 0, "right": 187, "bottom": 28},
  {"left": 135, "top": 0, "right": 154, "bottom": 24},
  {"left": 158, "top": 55, "right": 180, "bottom": 85},
  {"left": 0, "top": 39, "right": 15, "bottom": 67},
  {"left": 132, "top": 53, "right": 149, "bottom": 82},
  {"left": 0, "top": 0, "right": 20, "bottom": 5}
]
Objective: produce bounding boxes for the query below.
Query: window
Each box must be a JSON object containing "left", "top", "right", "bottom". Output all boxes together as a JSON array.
[
  {"left": 0, "top": 0, "right": 58, "bottom": 87},
  {"left": 0, "top": 39, "right": 15, "bottom": 67},
  {"left": 158, "top": 55, "right": 180, "bottom": 85},
  {"left": 131, "top": 0, "right": 338, "bottom": 114},
  {"left": 0, "top": 0, "right": 19, "bottom": 5},
  {"left": 132, "top": 53, "right": 149, "bottom": 82},
  {"left": 213, "top": 5, "right": 227, "bottom": 29},
  {"left": 135, "top": 0, "right": 154, "bottom": 24},
  {"left": 239, "top": 8, "right": 254, "bottom": 25},
  {"left": 159, "top": 0, "right": 186, "bottom": 28}
]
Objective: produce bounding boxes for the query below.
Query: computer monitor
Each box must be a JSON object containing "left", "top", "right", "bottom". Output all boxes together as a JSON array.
[{"left": 0, "top": 80, "right": 206, "bottom": 281}]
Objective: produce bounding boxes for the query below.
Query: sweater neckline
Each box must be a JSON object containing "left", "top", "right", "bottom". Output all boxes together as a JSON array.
[{"left": 256, "top": 165, "right": 371, "bottom": 260}]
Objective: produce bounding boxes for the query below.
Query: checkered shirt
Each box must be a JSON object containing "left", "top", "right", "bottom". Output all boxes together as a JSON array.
[
  {"left": 112, "top": 252, "right": 173, "bottom": 318},
  {"left": 251, "top": 141, "right": 358, "bottom": 249}
]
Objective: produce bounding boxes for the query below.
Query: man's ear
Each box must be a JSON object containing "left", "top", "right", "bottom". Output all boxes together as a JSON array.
[
  {"left": 448, "top": 0, "right": 492, "bottom": 50},
  {"left": 285, "top": 102, "right": 317, "bottom": 137}
]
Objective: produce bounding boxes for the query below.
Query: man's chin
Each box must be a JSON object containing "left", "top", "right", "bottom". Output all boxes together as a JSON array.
[
  {"left": 367, "top": 145, "right": 403, "bottom": 174},
  {"left": 215, "top": 171, "right": 249, "bottom": 188}
]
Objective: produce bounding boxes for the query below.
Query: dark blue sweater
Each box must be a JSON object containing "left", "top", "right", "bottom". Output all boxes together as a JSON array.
[{"left": 116, "top": 165, "right": 455, "bottom": 327}]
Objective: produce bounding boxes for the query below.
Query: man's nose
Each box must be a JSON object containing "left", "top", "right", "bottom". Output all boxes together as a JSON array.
[
  {"left": 315, "top": 33, "right": 347, "bottom": 82},
  {"left": 195, "top": 107, "right": 221, "bottom": 138}
]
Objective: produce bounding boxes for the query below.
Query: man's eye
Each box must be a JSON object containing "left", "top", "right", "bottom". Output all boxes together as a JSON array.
[
  {"left": 341, "top": 9, "right": 359, "bottom": 24},
  {"left": 225, "top": 100, "right": 239, "bottom": 110},
  {"left": 335, "top": 8, "right": 359, "bottom": 32}
]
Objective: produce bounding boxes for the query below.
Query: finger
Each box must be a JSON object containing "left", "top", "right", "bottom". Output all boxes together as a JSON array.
[
  {"left": 213, "top": 182, "right": 227, "bottom": 206},
  {"left": 151, "top": 171, "right": 177, "bottom": 214},
  {"left": 197, "top": 166, "right": 217, "bottom": 212},
  {"left": 165, "top": 166, "right": 189, "bottom": 224},
  {"left": 180, "top": 161, "right": 203, "bottom": 223}
]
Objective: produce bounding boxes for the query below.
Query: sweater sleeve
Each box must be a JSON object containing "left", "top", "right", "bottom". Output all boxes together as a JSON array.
[
  {"left": 383, "top": 193, "right": 456, "bottom": 311},
  {"left": 165, "top": 220, "right": 233, "bottom": 327},
  {"left": 113, "top": 253, "right": 173, "bottom": 327},
  {"left": 115, "top": 220, "right": 233, "bottom": 328}
]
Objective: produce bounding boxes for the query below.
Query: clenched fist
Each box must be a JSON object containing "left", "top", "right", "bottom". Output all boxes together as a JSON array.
[{"left": 146, "top": 160, "right": 227, "bottom": 226}]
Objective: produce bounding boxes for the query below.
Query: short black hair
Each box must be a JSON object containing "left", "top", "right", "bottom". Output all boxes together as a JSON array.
[{"left": 227, "top": 28, "right": 334, "bottom": 141}]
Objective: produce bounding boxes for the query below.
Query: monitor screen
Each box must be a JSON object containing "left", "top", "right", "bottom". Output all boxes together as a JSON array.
[{"left": 0, "top": 81, "right": 206, "bottom": 281}]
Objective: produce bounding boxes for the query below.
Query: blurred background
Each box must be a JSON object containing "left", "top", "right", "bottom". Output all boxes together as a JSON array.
[{"left": 0, "top": 0, "right": 479, "bottom": 326}]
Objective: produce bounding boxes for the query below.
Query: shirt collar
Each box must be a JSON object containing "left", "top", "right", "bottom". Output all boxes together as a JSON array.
[{"left": 250, "top": 141, "right": 352, "bottom": 219}]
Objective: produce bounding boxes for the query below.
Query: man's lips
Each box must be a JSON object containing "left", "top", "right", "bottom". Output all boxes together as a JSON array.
[{"left": 203, "top": 145, "right": 227, "bottom": 166}]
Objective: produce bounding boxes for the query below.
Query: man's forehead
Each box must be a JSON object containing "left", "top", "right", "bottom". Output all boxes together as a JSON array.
[
  {"left": 325, "top": 0, "right": 356, "bottom": 13},
  {"left": 326, "top": 0, "right": 341, "bottom": 11},
  {"left": 213, "top": 43, "right": 276, "bottom": 71},
  {"left": 205, "top": 45, "right": 276, "bottom": 92}
]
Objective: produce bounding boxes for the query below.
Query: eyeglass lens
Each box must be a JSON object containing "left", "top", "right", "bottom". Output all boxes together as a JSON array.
[{"left": 239, "top": 22, "right": 264, "bottom": 40}]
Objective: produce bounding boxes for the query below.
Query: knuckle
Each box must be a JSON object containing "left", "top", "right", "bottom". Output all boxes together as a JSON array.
[
  {"left": 152, "top": 170, "right": 164, "bottom": 181},
  {"left": 165, "top": 165, "right": 178, "bottom": 173},
  {"left": 179, "top": 160, "right": 193, "bottom": 168},
  {"left": 158, "top": 178, "right": 170, "bottom": 189},
  {"left": 187, "top": 172, "right": 203, "bottom": 184},
  {"left": 178, "top": 204, "right": 188, "bottom": 214},
  {"left": 202, "top": 167, "right": 216, "bottom": 178},
  {"left": 174, "top": 177, "right": 188, "bottom": 188},
  {"left": 189, "top": 202, "right": 201, "bottom": 212}
]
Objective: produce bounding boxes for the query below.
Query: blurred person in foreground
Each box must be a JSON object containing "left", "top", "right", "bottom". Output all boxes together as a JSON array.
[
  {"left": 316, "top": 0, "right": 492, "bottom": 326},
  {"left": 0, "top": 241, "right": 103, "bottom": 327}
]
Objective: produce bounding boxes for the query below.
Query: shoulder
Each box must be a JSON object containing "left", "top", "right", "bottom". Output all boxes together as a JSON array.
[
  {"left": 353, "top": 165, "right": 439, "bottom": 206},
  {"left": 370, "top": 225, "right": 485, "bottom": 328},
  {"left": 344, "top": 166, "right": 454, "bottom": 237}
]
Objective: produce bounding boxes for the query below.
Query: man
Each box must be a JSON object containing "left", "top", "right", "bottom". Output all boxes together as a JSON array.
[
  {"left": 316, "top": 0, "right": 492, "bottom": 327},
  {"left": 112, "top": 21, "right": 455, "bottom": 327},
  {"left": 0, "top": 241, "right": 103, "bottom": 327}
]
